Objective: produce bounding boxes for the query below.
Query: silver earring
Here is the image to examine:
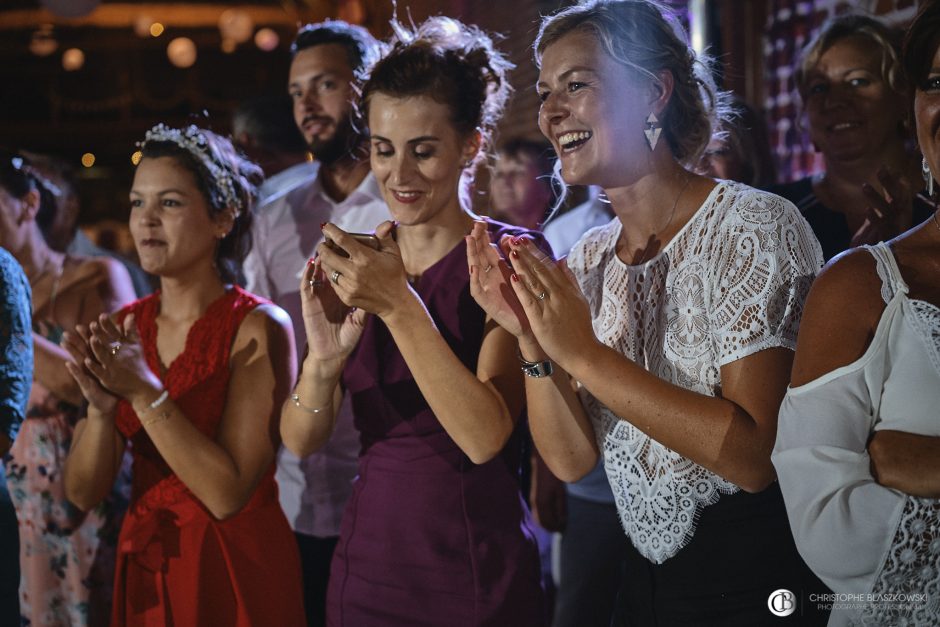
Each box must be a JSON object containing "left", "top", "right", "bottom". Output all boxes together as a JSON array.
[
  {"left": 644, "top": 112, "right": 662, "bottom": 152},
  {"left": 924, "top": 157, "right": 935, "bottom": 197}
]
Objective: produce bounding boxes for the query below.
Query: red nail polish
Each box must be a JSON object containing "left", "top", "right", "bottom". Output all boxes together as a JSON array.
[
  {"left": 511, "top": 250, "right": 519, "bottom": 258},
  {"left": 511, "top": 273, "right": 519, "bottom": 282},
  {"left": 320, "top": 222, "right": 327, "bottom": 229}
]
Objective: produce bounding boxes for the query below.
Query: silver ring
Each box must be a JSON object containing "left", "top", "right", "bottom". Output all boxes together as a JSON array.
[
  {"left": 330, "top": 270, "right": 341, "bottom": 285},
  {"left": 536, "top": 291, "right": 547, "bottom": 301},
  {"left": 309, "top": 279, "right": 323, "bottom": 288},
  {"left": 484, "top": 264, "right": 493, "bottom": 273},
  {"left": 108, "top": 341, "right": 123, "bottom": 356}
]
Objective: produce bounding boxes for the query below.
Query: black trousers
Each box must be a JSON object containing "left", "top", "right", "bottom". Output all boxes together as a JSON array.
[{"left": 295, "top": 532, "right": 339, "bottom": 627}]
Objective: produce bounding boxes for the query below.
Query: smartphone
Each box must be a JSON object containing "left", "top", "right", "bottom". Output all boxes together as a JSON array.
[{"left": 324, "top": 233, "right": 380, "bottom": 258}]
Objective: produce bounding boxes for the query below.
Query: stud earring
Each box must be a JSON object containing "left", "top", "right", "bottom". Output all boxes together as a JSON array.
[{"left": 924, "top": 157, "right": 935, "bottom": 197}]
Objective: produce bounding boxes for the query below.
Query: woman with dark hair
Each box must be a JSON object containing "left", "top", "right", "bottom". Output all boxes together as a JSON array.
[
  {"left": 1, "top": 150, "right": 135, "bottom": 627},
  {"left": 62, "top": 124, "right": 305, "bottom": 626},
  {"left": 773, "top": 2, "right": 940, "bottom": 625},
  {"left": 467, "top": 0, "right": 827, "bottom": 623},
  {"left": 281, "top": 17, "right": 547, "bottom": 626},
  {"left": 772, "top": 13, "right": 932, "bottom": 261}
]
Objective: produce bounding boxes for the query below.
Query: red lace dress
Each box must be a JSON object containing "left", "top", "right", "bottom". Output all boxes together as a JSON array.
[{"left": 112, "top": 287, "right": 304, "bottom": 626}]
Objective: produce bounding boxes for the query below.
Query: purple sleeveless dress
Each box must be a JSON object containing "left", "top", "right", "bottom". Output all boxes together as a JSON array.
[{"left": 328, "top": 220, "right": 548, "bottom": 627}]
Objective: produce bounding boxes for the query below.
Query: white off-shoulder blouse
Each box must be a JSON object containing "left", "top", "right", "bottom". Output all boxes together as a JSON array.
[{"left": 773, "top": 243, "right": 940, "bottom": 626}]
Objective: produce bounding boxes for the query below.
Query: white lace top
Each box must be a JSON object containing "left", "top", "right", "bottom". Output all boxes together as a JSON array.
[
  {"left": 773, "top": 243, "right": 940, "bottom": 627},
  {"left": 566, "top": 181, "right": 822, "bottom": 564}
]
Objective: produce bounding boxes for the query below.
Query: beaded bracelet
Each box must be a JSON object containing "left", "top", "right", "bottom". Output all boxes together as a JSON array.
[{"left": 290, "top": 393, "right": 331, "bottom": 415}]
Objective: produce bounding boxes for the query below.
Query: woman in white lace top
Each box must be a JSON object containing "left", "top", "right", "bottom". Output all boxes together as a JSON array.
[
  {"left": 467, "top": 1, "right": 829, "bottom": 624},
  {"left": 773, "top": 4, "right": 940, "bottom": 626}
]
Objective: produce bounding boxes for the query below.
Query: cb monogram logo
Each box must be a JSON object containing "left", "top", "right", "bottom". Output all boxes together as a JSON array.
[{"left": 768, "top": 588, "right": 796, "bottom": 617}]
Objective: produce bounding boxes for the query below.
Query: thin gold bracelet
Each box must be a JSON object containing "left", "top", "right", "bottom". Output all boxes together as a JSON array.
[
  {"left": 141, "top": 407, "right": 173, "bottom": 427},
  {"left": 290, "top": 393, "right": 331, "bottom": 415}
]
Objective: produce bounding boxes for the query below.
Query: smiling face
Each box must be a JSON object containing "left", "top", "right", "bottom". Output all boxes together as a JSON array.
[
  {"left": 368, "top": 93, "right": 476, "bottom": 227},
  {"left": 915, "top": 43, "right": 940, "bottom": 187},
  {"left": 803, "top": 36, "right": 907, "bottom": 163},
  {"left": 288, "top": 43, "right": 357, "bottom": 164},
  {"left": 130, "top": 156, "right": 228, "bottom": 278},
  {"left": 537, "top": 30, "right": 651, "bottom": 188}
]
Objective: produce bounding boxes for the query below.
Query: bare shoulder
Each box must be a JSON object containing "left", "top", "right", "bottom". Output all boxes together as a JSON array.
[
  {"left": 232, "top": 302, "right": 293, "bottom": 354},
  {"left": 790, "top": 248, "right": 885, "bottom": 386}
]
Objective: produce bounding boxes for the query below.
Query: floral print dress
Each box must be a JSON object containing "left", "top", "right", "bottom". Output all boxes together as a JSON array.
[{"left": 4, "top": 319, "right": 131, "bottom": 626}]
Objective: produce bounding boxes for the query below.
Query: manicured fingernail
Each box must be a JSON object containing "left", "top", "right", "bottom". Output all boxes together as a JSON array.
[
  {"left": 511, "top": 273, "right": 519, "bottom": 282},
  {"left": 320, "top": 222, "right": 327, "bottom": 229},
  {"left": 511, "top": 250, "right": 519, "bottom": 259}
]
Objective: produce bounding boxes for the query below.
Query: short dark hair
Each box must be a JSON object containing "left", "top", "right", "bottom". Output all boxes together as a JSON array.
[
  {"left": 903, "top": 0, "right": 940, "bottom": 92},
  {"left": 291, "top": 20, "right": 379, "bottom": 73},
  {"left": 497, "top": 137, "right": 557, "bottom": 195},
  {"left": 233, "top": 94, "right": 308, "bottom": 154}
]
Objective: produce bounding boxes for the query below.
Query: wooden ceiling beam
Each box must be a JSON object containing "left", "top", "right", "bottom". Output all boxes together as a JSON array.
[{"left": 0, "top": 3, "right": 327, "bottom": 30}]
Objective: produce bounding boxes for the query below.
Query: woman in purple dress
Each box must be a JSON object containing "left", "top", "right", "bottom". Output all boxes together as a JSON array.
[{"left": 280, "top": 16, "right": 547, "bottom": 627}]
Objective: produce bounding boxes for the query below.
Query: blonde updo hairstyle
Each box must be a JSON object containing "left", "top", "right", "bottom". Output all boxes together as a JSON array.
[
  {"left": 357, "top": 16, "right": 513, "bottom": 180},
  {"left": 535, "top": 0, "right": 731, "bottom": 169}
]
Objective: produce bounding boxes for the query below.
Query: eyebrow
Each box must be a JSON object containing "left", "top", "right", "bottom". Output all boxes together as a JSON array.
[
  {"left": 288, "top": 71, "right": 334, "bottom": 89},
  {"left": 536, "top": 66, "right": 597, "bottom": 90},
  {"left": 129, "top": 188, "right": 190, "bottom": 196},
  {"left": 371, "top": 135, "right": 440, "bottom": 144}
]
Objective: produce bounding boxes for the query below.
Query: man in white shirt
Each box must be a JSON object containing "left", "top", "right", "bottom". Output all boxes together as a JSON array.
[
  {"left": 242, "top": 21, "right": 388, "bottom": 627},
  {"left": 232, "top": 93, "right": 319, "bottom": 206}
]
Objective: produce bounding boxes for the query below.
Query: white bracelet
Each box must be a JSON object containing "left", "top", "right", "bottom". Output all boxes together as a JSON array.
[
  {"left": 148, "top": 389, "right": 170, "bottom": 410},
  {"left": 290, "top": 393, "right": 331, "bottom": 415}
]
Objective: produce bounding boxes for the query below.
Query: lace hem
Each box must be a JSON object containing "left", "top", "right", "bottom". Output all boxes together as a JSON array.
[
  {"left": 591, "top": 399, "right": 739, "bottom": 564},
  {"left": 849, "top": 497, "right": 940, "bottom": 626}
]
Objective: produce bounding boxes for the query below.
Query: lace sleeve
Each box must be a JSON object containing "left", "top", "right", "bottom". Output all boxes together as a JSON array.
[
  {"left": 0, "top": 249, "right": 33, "bottom": 441},
  {"left": 772, "top": 361, "right": 905, "bottom": 597},
  {"left": 709, "top": 189, "right": 823, "bottom": 365}
]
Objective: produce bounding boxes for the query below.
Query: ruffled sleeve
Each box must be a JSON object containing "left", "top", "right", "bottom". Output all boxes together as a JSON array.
[
  {"left": 708, "top": 188, "right": 823, "bottom": 365},
  {"left": 0, "top": 248, "right": 33, "bottom": 442},
  {"left": 772, "top": 345, "right": 905, "bottom": 596}
]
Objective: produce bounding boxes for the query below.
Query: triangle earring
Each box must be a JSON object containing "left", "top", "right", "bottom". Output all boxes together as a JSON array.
[{"left": 644, "top": 112, "right": 662, "bottom": 152}]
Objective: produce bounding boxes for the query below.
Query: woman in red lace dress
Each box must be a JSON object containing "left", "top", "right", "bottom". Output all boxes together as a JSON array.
[{"left": 62, "top": 124, "right": 305, "bottom": 626}]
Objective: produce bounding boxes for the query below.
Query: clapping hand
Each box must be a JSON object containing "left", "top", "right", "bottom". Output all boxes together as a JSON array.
[
  {"left": 503, "top": 237, "right": 596, "bottom": 368},
  {"left": 852, "top": 167, "right": 914, "bottom": 247},
  {"left": 466, "top": 221, "right": 531, "bottom": 338}
]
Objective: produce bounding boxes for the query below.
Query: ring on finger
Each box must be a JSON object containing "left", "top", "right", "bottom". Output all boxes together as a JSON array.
[
  {"left": 536, "top": 291, "right": 547, "bottom": 301},
  {"left": 484, "top": 264, "right": 493, "bottom": 273},
  {"left": 330, "top": 270, "right": 342, "bottom": 285},
  {"left": 108, "top": 341, "right": 123, "bottom": 356},
  {"left": 309, "top": 279, "right": 323, "bottom": 288}
]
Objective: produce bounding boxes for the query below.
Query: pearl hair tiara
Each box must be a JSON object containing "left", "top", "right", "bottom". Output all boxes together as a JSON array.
[{"left": 138, "top": 123, "right": 242, "bottom": 214}]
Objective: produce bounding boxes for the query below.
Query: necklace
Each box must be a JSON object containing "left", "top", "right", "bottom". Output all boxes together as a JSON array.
[{"left": 633, "top": 173, "right": 693, "bottom": 264}]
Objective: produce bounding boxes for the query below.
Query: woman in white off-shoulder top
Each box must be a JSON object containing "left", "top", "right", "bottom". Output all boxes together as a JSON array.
[
  {"left": 466, "top": 1, "right": 829, "bottom": 624},
  {"left": 773, "top": 4, "right": 940, "bottom": 625}
]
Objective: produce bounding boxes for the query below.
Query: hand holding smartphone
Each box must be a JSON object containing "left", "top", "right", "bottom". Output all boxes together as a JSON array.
[{"left": 323, "top": 233, "right": 380, "bottom": 258}]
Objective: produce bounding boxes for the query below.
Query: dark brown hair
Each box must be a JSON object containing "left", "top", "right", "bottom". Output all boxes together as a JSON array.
[{"left": 358, "top": 16, "right": 513, "bottom": 169}]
